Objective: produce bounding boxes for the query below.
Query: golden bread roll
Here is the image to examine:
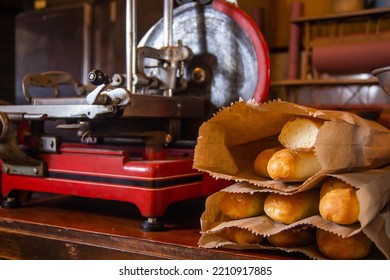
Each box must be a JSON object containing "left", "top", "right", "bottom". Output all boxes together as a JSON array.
[
  {"left": 226, "top": 227, "right": 264, "bottom": 245},
  {"left": 253, "top": 146, "right": 284, "bottom": 178},
  {"left": 316, "top": 229, "right": 372, "bottom": 259},
  {"left": 220, "top": 192, "right": 268, "bottom": 220},
  {"left": 278, "top": 117, "right": 325, "bottom": 149},
  {"left": 267, "top": 148, "right": 321, "bottom": 182},
  {"left": 264, "top": 189, "right": 320, "bottom": 224},
  {"left": 319, "top": 177, "right": 360, "bottom": 225},
  {"left": 267, "top": 226, "right": 316, "bottom": 247}
]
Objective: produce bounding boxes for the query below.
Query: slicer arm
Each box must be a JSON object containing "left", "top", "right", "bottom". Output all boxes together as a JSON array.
[
  {"left": 136, "top": 42, "right": 193, "bottom": 93},
  {"left": 71, "top": 70, "right": 131, "bottom": 119}
]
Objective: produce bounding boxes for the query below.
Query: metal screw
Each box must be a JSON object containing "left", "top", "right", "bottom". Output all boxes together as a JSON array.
[
  {"left": 112, "top": 97, "right": 120, "bottom": 104},
  {"left": 191, "top": 67, "right": 206, "bottom": 84},
  {"left": 165, "top": 134, "right": 173, "bottom": 144}
]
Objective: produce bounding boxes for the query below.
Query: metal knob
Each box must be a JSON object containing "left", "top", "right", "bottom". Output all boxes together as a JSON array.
[{"left": 88, "top": 70, "right": 111, "bottom": 86}]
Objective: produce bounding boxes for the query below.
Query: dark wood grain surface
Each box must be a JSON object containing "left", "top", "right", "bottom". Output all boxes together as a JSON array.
[{"left": 0, "top": 193, "right": 308, "bottom": 260}]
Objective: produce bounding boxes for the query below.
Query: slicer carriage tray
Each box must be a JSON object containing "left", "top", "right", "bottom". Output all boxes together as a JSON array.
[{"left": 0, "top": 143, "right": 228, "bottom": 231}]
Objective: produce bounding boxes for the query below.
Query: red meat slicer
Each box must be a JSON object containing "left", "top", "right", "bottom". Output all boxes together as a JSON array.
[{"left": 0, "top": 0, "right": 270, "bottom": 231}]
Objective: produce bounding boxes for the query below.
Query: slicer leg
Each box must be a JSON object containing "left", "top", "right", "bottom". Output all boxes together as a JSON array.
[
  {"left": 140, "top": 217, "right": 164, "bottom": 232},
  {"left": 1, "top": 191, "right": 31, "bottom": 209},
  {"left": 1, "top": 196, "right": 21, "bottom": 209}
]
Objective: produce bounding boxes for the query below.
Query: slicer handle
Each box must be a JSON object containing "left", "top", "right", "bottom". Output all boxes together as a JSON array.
[{"left": 88, "top": 69, "right": 111, "bottom": 86}]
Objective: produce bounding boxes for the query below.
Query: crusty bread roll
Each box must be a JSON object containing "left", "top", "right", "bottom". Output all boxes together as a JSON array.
[
  {"left": 267, "top": 226, "right": 316, "bottom": 247},
  {"left": 316, "top": 229, "right": 372, "bottom": 259},
  {"left": 264, "top": 189, "right": 320, "bottom": 224},
  {"left": 253, "top": 146, "right": 284, "bottom": 178},
  {"left": 319, "top": 177, "right": 360, "bottom": 225},
  {"left": 278, "top": 117, "right": 325, "bottom": 149},
  {"left": 226, "top": 227, "right": 264, "bottom": 244},
  {"left": 267, "top": 148, "right": 321, "bottom": 182},
  {"left": 220, "top": 192, "right": 268, "bottom": 220}
]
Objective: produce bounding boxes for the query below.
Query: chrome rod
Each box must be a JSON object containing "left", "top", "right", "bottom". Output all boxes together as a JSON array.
[
  {"left": 126, "top": 0, "right": 137, "bottom": 93},
  {"left": 163, "top": 0, "right": 174, "bottom": 97},
  {"left": 163, "top": 0, "right": 173, "bottom": 47}
]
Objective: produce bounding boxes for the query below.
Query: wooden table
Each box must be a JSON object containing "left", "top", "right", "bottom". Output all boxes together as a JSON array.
[{"left": 0, "top": 194, "right": 307, "bottom": 260}]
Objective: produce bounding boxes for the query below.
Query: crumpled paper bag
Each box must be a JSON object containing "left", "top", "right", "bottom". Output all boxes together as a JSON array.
[{"left": 193, "top": 100, "right": 390, "bottom": 192}]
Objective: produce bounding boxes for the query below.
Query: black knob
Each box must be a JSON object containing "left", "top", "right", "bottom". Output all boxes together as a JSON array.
[{"left": 88, "top": 70, "right": 111, "bottom": 85}]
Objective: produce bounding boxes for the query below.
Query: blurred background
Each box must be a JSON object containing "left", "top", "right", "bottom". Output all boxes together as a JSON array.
[{"left": 2, "top": 0, "right": 390, "bottom": 117}]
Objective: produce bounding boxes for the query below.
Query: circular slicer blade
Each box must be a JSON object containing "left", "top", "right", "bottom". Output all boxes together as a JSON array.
[{"left": 138, "top": 0, "right": 270, "bottom": 109}]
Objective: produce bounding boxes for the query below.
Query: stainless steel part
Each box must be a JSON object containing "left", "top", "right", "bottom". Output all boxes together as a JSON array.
[
  {"left": 372, "top": 66, "right": 390, "bottom": 95},
  {"left": 2, "top": 162, "right": 45, "bottom": 177},
  {"left": 136, "top": 43, "right": 193, "bottom": 92},
  {"left": 163, "top": 0, "right": 174, "bottom": 97},
  {"left": 40, "top": 136, "right": 60, "bottom": 153},
  {"left": 0, "top": 94, "right": 205, "bottom": 119},
  {"left": 125, "top": 0, "right": 136, "bottom": 93},
  {"left": 0, "top": 112, "right": 44, "bottom": 176},
  {"left": 23, "top": 71, "right": 84, "bottom": 102},
  {"left": 138, "top": 1, "right": 261, "bottom": 108},
  {"left": 164, "top": 0, "right": 174, "bottom": 47}
]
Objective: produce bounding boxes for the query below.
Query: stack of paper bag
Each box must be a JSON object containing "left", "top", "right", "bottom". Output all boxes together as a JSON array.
[{"left": 194, "top": 100, "right": 390, "bottom": 259}]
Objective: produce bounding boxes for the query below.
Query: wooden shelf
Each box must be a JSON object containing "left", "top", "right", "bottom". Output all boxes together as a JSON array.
[
  {"left": 291, "top": 7, "right": 390, "bottom": 23},
  {"left": 0, "top": 194, "right": 306, "bottom": 260},
  {"left": 271, "top": 78, "right": 379, "bottom": 87},
  {"left": 286, "top": 6, "right": 390, "bottom": 85}
]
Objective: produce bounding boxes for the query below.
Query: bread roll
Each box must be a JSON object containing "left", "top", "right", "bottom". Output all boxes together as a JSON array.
[
  {"left": 319, "top": 177, "right": 360, "bottom": 225},
  {"left": 316, "top": 229, "right": 372, "bottom": 259},
  {"left": 267, "top": 226, "right": 316, "bottom": 247},
  {"left": 220, "top": 192, "right": 268, "bottom": 220},
  {"left": 226, "top": 227, "right": 264, "bottom": 244},
  {"left": 264, "top": 189, "right": 320, "bottom": 224},
  {"left": 278, "top": 117, "right": 325, "bottom": 149},
  {"left": 267, "top": 148, "right": 321, "bottom": 182},
  {"left": 253, "top": 146, "right": 284, "bottom": 178}
]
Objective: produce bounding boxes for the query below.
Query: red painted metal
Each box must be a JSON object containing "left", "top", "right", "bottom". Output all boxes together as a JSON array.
[
  {"left": 0, "top": 1, "right": 266, "bottom": 221},
  {"left": 1, "top": 143, "right": 230, "bottom": 218},
  {"left": 213, "top": 0, "right": 270, "bottom": 103},
  {"left": 288, "top": 2, "right": 303, "bottom": 80}
]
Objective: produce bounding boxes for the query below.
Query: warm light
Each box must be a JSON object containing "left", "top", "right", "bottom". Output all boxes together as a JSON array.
[{"left": 34, "top": 0, "right": 46, "bottom": 10}]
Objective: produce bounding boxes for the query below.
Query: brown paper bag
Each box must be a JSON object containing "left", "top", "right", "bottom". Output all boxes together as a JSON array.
[
  {"left": 200, "top": 167, "right": 390, "bottom": 232},
  {"left": 198, "top": 168, "right": 390, "bottom": 259},
  {"left": 195, "top": 100, "right": 390, "bottom": 259},
  {"left": 194, "top": 100, "right": 390, "bottom": 192}
]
